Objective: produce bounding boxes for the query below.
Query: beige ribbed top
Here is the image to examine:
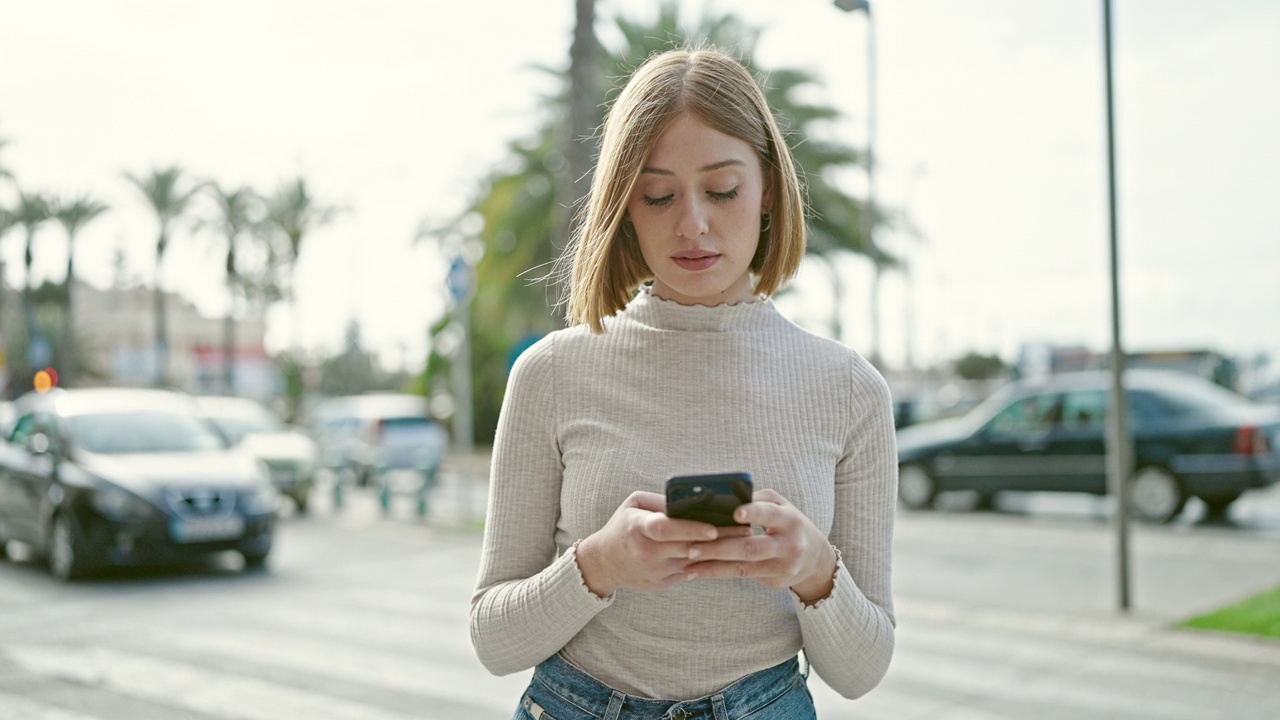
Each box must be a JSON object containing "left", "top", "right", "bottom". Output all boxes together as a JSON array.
[{"left": 470, "top": 287, "right": 897, "bottom": 700}]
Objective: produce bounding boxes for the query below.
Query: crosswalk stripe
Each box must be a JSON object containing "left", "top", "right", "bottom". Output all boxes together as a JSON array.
[
  {"left": 145, "top": 624, "right": 525, "bottom": 714},
  {"left": 0, "top": 692, "right": 103, "bottom": 720},
  {"left": 5, "top": 645, "right": 439, "bottom": 720}
]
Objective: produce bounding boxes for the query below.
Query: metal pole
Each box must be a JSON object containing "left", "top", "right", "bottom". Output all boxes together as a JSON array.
[
  {"left": 1102, "top": 0, "right": 1133, "bottom": 612},
  {"left": 833, "top": 0, "right": 879, "bottom": 364},
  {"left": 865, "top": 7, "right": 881, "bottom": 367},
  {"left": 451, "top": 278, "right": 475, "bottom": 521}
]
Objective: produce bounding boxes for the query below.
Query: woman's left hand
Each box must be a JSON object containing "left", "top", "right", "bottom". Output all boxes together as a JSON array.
[{"left": 685, "top": 489, "right": 838, "bottom": 604}]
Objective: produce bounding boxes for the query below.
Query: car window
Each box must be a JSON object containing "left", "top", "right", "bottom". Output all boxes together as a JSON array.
[
  {"left": 1127, "top": 391, "right": 1170, "bottom": 427},
  {"left": 208, "top": 407, "right": 284, "bottom": 444},
  {"left": 378, "top": 417, "right": 447, "bottom": 449},
  {"left": 69, "top": 412, "right": 228, "bottom": 454},
  {"left": 989, "top": 393, "right": 1062, "bottom": 436},
  {"left": 1137, "top": 379, "right": 1254, "bottom": 415},
  {"left": 318, "top": 416, "right": 361, "bottom": 436},
  {"left": 1059, "top": 390, "right": 1107, "bottom": 432}
]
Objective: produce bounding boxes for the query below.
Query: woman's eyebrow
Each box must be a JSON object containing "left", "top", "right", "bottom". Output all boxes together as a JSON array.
[{"left": 639, "top": 159, "right": 746, "bottom": 176}]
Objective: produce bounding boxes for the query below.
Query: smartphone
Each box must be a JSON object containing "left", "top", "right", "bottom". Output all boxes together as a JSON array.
[{"left": 664, "top": 472, "right": 754, "bottom": 526}]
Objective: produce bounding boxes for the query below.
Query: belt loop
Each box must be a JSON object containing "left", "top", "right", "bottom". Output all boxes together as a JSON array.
[
  {"left": 800, "top": 650, "right": 811, "bottom": 680},
  {"left": 711, "top": 694, "right": 729, "bottom": 720},
  {"left": 603, "top": 690, "right": 625, "bottom": 720}
]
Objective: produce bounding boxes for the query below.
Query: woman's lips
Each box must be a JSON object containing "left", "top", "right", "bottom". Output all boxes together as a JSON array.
[{"left": 672, "top": 253, "right": 720, "bottom": 271}]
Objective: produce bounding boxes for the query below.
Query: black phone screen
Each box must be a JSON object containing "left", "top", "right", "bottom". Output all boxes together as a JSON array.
[{"left": 664, "top": 472, "right": 753, "bottom": 526}]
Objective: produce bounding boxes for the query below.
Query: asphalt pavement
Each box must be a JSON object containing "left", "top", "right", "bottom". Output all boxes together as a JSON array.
[{"left": 1, "top": 454, "right": 1278, "bottom": 719}]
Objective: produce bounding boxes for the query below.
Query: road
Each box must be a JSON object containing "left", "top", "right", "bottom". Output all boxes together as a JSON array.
[{"left": 1, "top": 469, "right": 1279, "bottom": 719}]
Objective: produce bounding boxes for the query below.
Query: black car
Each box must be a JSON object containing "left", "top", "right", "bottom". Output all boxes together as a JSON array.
[
  {"left": 0, "top": 388, "right": 278, "bottom": 580},
  {"left": 896, "top": 370, "right": 1280, "bottom": 522}
]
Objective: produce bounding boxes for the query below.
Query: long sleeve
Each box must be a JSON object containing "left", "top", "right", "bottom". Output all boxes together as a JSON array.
[
  {"left": 792, "top": 355, "right": 898, "bottom": 698},
  {"left": 469, "top": 337, "right": 613, "bottom": 675},
  {"left": 468, "top": 290, "right": 898, "bottom": 699}
]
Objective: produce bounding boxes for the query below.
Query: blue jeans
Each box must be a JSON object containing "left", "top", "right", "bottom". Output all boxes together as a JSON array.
[{"left": 512, "top": 653, "right": 816, "bottom": 720}]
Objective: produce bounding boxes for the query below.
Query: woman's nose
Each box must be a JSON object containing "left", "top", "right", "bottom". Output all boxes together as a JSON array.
[{"left": 676, "top": 197, "right": 709, "bottom": 240}]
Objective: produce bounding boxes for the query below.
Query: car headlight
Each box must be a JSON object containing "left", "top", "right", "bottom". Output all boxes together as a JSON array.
[
  {"left": 93, "top": 484, "right": 154, "bottom": 521},
  {"left": 241, "top": 483, "right": 280, "bottom": 515}
]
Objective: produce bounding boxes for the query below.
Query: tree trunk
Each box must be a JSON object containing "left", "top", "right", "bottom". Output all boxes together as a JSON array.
[
  {"left": 224, "top": 249, "right": 237, "bottom": 395},
  {"left": 821, "top": 254, "right": 845, "bottom": 345},
  {"left": 223, "top": 305, "right": 235, "bottom": 395},
  {"left": 154, "top": 233, "right": 168, "bottom": 387},
  {"left": 869, "top": 262, "right": 882, "bottom": 368},
  {"left": 65, "top": 253, "right": 76, "bottom": 386},
  {"left": 23, "top": 229, "right": 34, "bottom": 303},
  {"left": 549, "top": 0, "right": 600, "bottom": 324}
]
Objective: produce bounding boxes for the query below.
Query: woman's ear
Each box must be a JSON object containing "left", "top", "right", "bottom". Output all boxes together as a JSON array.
[{"left": 761, "top": 170, "right": 776, "bottom": 212}]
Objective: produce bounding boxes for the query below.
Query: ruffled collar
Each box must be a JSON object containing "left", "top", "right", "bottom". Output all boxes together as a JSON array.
[{"left": 614, "top": 285, "right": 776, "bottom": 333}]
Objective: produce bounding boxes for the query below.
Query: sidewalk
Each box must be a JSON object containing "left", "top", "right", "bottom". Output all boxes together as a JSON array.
[{"left": 424, "top": 453, "right": 1280, "bottom": 719}]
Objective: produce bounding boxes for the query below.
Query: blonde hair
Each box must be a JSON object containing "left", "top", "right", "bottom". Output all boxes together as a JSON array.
[{"left": 563, "top": 48, "right": 806, "bottom": 332}]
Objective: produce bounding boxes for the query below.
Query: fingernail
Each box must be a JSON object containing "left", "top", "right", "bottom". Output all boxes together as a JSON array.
[
  {"left": 686, "top": 572, "right": 698, "bottom": 580},
  {"left": 704, "top": 528, "right": 717, "bottom": 540},
  {"left": 688, "top": 547, "right": 702, "bottom": 560}
]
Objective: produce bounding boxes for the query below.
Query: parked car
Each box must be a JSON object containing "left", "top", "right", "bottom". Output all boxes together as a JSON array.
[
  {"left": 895, "top": 370, "right": 1280, "bottom": 522},
  {"left": 307, "top": 393, "right": 447, "bottom": 488},
  {"left": 196, "top": 396, "right": 319, "bottom": 513},
  {"left": 0, "top": 388, "right": 277, "bottom": 580}
]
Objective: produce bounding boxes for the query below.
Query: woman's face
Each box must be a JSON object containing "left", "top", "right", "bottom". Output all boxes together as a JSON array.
[{"left": 626, "top": 113, "right": 771, "bottom": 306}]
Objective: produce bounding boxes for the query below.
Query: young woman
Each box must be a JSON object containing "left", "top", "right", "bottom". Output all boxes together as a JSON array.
[{"left": 471, "top": 47, "right": 897, "bottom": 719}]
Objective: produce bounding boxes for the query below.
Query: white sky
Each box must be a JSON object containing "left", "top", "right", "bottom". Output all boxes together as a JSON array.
[{"left": 1, "top": 0, "right": 1277, "bottom": 376}]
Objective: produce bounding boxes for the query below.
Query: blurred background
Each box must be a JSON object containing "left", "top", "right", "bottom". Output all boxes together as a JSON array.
[
  {"left": 1, "top": 0, "right": 1276, "bottom": 434},
  {"left": 3, "top": 2, "right": 1280, "bottom": 718}
]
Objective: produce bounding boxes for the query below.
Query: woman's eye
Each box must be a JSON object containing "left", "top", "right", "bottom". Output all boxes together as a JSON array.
[
  {"left": 709, "top": 187, "right": 739, "bottom": 201},
  {"left": 642, "top": 194, "right": 674, "bottom": 207}
]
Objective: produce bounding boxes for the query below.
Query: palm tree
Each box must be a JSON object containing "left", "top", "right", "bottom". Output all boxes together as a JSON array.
[
  {"left": 124, "top": 166, "right": 202, "bottom": 386},
  {"left": 555, "top": 0, "right": 602, "bottom": 290},
  {"left": 263, "top": 178, "right": 340, "bottom": 350},
  {"left": 51, "top": 193, "right": 109, "bottom": 386},
  {"left": 1, "top": 203, "right": 18, "bottom": 380},
  {"left": 263, "top": 178, "right": 340, "bottom": 417},
  {"left": 9, "top": 191, "right": 52, "bottom": 379},
  {"left": 424, "top": 2, "right": 885, "bottom": 442},
  {"left": 13, "top": 191, "right": 51, "bottom": 305},
  {"left": 203, "top": 183, "right": 260, "bottom": 395},
  {"left": 0, "top": 139, "right": 17, "bottom": 343},
  {"left": 0, "top": 136, "right": 13, "bottom": 184}
]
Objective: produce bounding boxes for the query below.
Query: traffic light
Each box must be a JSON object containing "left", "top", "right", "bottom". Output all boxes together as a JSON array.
[{"left": 33, "top": 367, "right": 59, "bottom": 393}]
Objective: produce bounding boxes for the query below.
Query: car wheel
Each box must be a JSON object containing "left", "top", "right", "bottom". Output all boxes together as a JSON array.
[
  {"left": 242, "top": 551, "right": 270, "bottom": 571},
  {"left": 48, "top": 513, "right": 92, "bottom": 581},
  {"left": 973, "top": 491, "right": 999, "bottom": 511},
  {"left": 898, "top": 464, "right": 938, "bottom": 510},
  {"left": 1128, "top": 466, "right": 1186, "bottom": 523},
  {"left": 1199, "top": 493, "right": 1241, "bottom": 519}
]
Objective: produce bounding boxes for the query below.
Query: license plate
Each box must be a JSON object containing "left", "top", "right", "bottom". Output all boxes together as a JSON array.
[
  {"left": 270, "top": 468, "right": 297, "bottom": 487},
  {"left": 170, "top": 516, "right": 245, "bottom": 543}
]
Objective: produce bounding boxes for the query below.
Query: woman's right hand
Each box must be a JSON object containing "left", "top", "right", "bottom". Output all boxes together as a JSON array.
[{"left": 575, "top": 491, "right": 728, "bottom": 597}]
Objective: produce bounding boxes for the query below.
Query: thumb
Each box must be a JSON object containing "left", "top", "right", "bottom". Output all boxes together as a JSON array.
[{"left": 625, "top": 491, "right": 668, "bottom": 513}]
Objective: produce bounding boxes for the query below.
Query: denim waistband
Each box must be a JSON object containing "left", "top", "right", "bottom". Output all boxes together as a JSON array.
[{"left": 529, "top": 653, "right": 805, "bottom": 719}]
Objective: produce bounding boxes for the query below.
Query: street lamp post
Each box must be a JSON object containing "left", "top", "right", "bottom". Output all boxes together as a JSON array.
[
  {"left": 1101, "top": 0, "right": 1133, "bottom": 613},
  {"left": 834, "top": 0, "right": 881, "bottom": 366}
]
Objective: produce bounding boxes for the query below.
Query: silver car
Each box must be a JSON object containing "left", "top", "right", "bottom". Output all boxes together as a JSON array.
[
  {"left": 197, "top": 396, "right": 319, "bottom": 513},
  {"left": 308, "top": 394, "right": 447, "bottom": 489}
]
